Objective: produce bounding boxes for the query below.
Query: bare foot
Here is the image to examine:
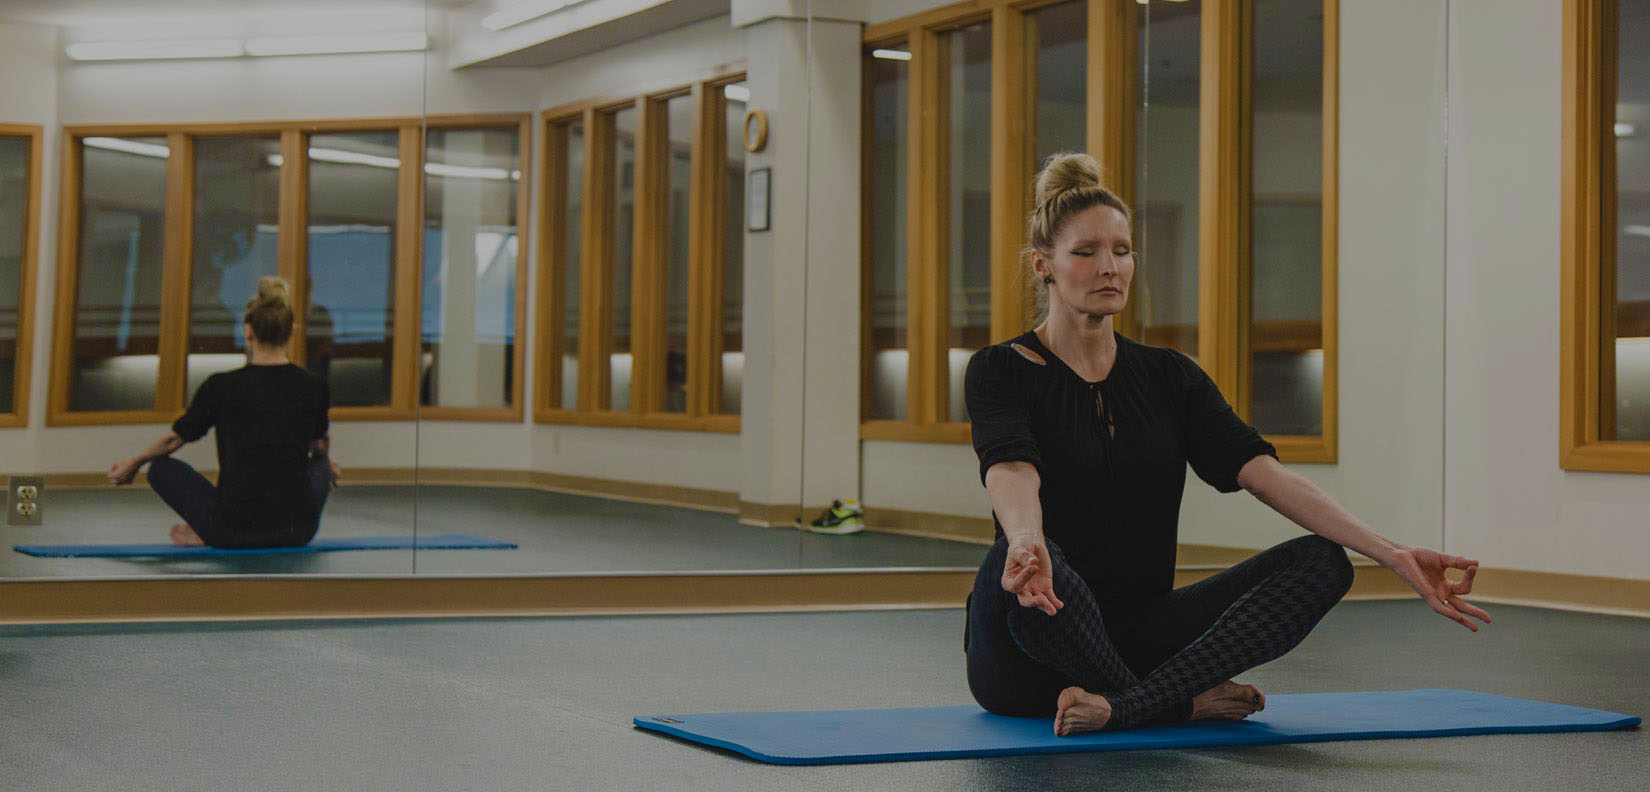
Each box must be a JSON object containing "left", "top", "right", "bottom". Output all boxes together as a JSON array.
[
  {"left": 1190, "top": 680, "right": 1266, "bottom": 722},
  {"left": 169, "top": 523, "right": 205, "bottom": 546},
  {"left": 1054, "top": 686, "right": 1112, "bottom": 736}
]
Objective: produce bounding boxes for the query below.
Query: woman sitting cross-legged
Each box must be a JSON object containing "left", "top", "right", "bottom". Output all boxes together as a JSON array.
[
  {"left": 964, "top": 152, "right": 1492, "bottom": 735},
  {"left": 107, "top": 276, "right": 340, "bottom": 549}
]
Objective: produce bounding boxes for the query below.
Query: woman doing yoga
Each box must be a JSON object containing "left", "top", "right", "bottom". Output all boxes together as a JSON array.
[
  {"left": 107, "top": 276, "right": 339, "bottom": 549},
  {"left": 965, "top": 153, "right": 1492, "bottom": 735}
]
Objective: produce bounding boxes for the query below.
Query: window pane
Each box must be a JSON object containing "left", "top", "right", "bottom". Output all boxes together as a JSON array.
[
  {"left": 610, "top": 107, "right": 637, "bottom": 411},
  {"left": 189, "top": 136, "right": 281, "bottom": 395},
  {"left": 71, "top": 137, "right": 168, "bottom": 412},
  {"left": 307, "top": 131, "right": 399, "bottom": 408},
  {"left": 868, "top": 47, "right": 909, "bottom": 421},
  {"left": 562, "top": 121, "right": 584, "bottom": 410},
  {"left": 947, "top": 22, "right": 992, "bottom": 423},
  {"left": 664, "top": 95, "right": 693, "bottom": 414},
  {"left": 1136, "top": 0, "right": 1201, "bottom": 360},
  {"left": 1613, "top": 0, "right": 1650, "bottom": 441},
  {"left": 721, "top": 82, "right": 747, "bottom": 415},
  {"left": 420, "top": 126, "right": 520, "bottom": 409},
  {"left": 1249, "top": 0, "right": 1324, "bottom": 437},
  {"left": 0, "top": 136, "right": 27, "bottom": 413},
  {"left": 1032, "top": 2, "right": 1087, "bottom": 167}
]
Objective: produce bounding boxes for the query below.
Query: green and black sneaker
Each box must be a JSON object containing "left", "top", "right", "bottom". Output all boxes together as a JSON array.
[{"left": 797, "top": 499, "right": 865, "bottom": 535}]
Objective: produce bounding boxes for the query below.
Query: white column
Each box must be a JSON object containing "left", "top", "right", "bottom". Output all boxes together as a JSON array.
[{"left": 736, "top": 3, "right": 865, "bottom": 513}]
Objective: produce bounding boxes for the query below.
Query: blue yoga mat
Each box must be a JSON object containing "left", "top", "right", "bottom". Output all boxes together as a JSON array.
[
  {"left": 634, "top": 689, "right": 1640, "bottom": 765},
  {"left": 12, "top": 534, "right": 517, "bottom": 558}
]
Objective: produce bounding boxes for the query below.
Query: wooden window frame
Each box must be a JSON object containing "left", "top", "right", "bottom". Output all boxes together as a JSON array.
[
  {"left": 48, "top": 115, "right": 531, "bottom": 427},
  {"left": 861, "top": 0, "right": 1136, "bottom": 446},
  {"left": 533, "top": 73, "right": 746, "bottom": 434},
  {"left": 1562, "top": 0, "right": 1650, "bottom": 472},
  {"left": 1201, "top": 0, "right": 1340, "bottom": 464},
  {"left": 861, "top": 0, "right": 1338, "bottom": 463},
  {"left": 416, "top": 113, "right": 532, "bottom": 423},
  {"left": 0, "top": 124, "right": 43, "bottom": 429}
]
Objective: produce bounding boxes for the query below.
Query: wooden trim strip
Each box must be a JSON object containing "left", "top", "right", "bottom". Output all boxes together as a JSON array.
[
  {"left": 859, "top": 419, "right": 972, "bottom": 443},
  {"left": 63, "top": 119, "right": 426, "bottom": 137},
  {"left": 909, "top": 29, "right": 950, "bottom": 424},
  {"left": 511, "top": 117, "right": 532, "bottom": 418},
  {"left": 686, "top": 83, "right": 719, "bottom": 417},
  {"left": 865, "top": 1, "right": 989, "bottom": 43},
  {"left": 277, "top": 129, "right": 310, "bottom": 367},
  {"left": 48, "top": 132, "right": 81, "bottom": 423},
  {"left": 534, "top": 409, "right": 740, "bottom": 432},
  {"left": 990, "top": 5, "right": 1033, "bottom": 346},
  {"left": 1319, "top": 0, "right": 1341, "bottom": 461},
  {"left": 1198, "top": 0, "right": 1249, "bottom": 414},
  {"left": 630, "top": 97, "right": 667, "bottom": 415},
  {"left": 156, "top": 132, "right": 195, "bottom": 413},
  {"left": 1091, "top": 0, "right": 1140, "bottom": 339},
  {"left": 1, "top": 125, "right": 43, "bottom": 426},
  {"left": 536, "top": 120, "right": 568, "bottom": 416},
  {"left": 392, "top": 125, "right": 422, "bottom": 414},
  {"left": 14, "top": 564, "right": 1612, "bottom": 626},
  {"left": 539, "top": 60, "right": 747, "bottom": 121}
]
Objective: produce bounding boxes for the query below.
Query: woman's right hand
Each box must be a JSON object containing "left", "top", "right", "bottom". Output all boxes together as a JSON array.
[
  {"left": 107, "top": 458, "right": 139, "bottom": 486},
  {"left": 1002, "top": 537, "right": 1064, "bottom": 616}
]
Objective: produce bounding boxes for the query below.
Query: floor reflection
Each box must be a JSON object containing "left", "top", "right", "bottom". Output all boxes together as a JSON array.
[{"left": 1, "top": 486, "right": 990, "bottom": 578}]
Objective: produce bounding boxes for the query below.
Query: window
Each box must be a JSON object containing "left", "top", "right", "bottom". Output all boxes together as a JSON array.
[
  {"left": 188, "top": 135, "right": 282, "bottom": 394},
  {"left": 535, "top": 74, "right": 746, "bottom": 430},
  {"left": 305, "top": 130, "right": 403, "bottom": 409},
  {"left": 1245, "top": 0, "right": 1336, "bottom": 452},
  {"left": 1135, "top": 0, "right": 1201, "bottom": 360},
  {"left": 864, "top": 44, "right": 910, "bottom": 422},
  {"left": 50, "top": 116, "right": 530, "bottom": 426},
  {"left": 57, "top": 135, "right": 171, "bottom": 419},
  {"left": 863, "top": 0, "right": 1337, "bottom": 460},
  {"left": 419, "top": 122, "right": 526, "bottom": 415},
  {"left": 0, "top": 125, "right": 41, "bottom": 426},
  {"left": 1562, "top": 0, "right": 1650, "bottom": 471}
]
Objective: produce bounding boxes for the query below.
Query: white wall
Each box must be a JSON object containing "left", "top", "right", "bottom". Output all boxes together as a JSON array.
[
  {"left": 1444, "top": 0, "right": 1649, "bottom": 581},
  {"left": 0, "top": 20, "right": 58, "bottom": 475}
]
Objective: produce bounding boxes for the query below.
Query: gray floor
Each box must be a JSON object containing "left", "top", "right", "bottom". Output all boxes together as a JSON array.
[
  {"left": 1, "top": 486, "right": 988, "bottom": 578},
  {"left": 0, "top": 601, "right": 1642, "bottom": 791}
]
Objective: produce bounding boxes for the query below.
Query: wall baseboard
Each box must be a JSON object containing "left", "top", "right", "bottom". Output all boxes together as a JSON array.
[{"left": 15, "top": 469, "right": 1649, "bottom": 621}]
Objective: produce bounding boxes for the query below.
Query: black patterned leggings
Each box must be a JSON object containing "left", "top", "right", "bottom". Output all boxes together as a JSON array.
[{"left": 965, "top": 534, "right": 1355, "bottom": 729}]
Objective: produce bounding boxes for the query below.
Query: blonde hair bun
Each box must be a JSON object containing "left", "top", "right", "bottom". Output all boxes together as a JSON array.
[
  {"left": 1033, "top": 152, "right": 1104, "bottom": 208},
  {"left": 244, "top": 276, "right": 295, "bottom": 347},
  {"left": 254, "top": 275, "right": 291, "bottom": 306}
]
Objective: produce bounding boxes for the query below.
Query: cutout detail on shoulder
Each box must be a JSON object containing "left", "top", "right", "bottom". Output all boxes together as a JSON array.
[{"left": 1010, "top": 343, "right": 1047, "bottom": 366}]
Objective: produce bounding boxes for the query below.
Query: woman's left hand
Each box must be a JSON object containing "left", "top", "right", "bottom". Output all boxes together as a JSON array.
[{"left": 1386, "top": 546, "right": 1493, "bottom": 631}]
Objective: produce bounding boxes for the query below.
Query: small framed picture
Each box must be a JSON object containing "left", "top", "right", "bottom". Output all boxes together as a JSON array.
[{"left": 748, "top": 167, "right": 771, "bottom": 232}]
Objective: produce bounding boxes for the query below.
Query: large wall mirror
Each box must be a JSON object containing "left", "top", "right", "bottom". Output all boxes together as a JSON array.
[{"left": 0, "top": 0, "right": 1447, "bottom": 604}]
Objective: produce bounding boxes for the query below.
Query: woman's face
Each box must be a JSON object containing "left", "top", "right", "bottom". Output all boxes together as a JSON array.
[{"left": 1032, "top": 204, "right": 1135, "bottom": 319}]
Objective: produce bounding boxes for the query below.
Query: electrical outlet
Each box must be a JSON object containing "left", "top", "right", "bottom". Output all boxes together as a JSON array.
[{"left": 7, "top": 476, "right": 43, "bottom": 526}]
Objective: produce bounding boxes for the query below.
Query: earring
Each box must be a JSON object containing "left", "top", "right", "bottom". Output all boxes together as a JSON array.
[{"left": 1043, "top": 276, "right": 1053, "bottom": 285}]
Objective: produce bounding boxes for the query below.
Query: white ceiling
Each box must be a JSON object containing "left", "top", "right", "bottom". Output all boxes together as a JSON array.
[{"left": 0, "top": 0, "right": 473, "bottom": 29}]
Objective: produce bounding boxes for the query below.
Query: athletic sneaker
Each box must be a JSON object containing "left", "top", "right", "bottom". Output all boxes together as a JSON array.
[{"left": 798, "top": 499, "right": 865, "bottom": 535}]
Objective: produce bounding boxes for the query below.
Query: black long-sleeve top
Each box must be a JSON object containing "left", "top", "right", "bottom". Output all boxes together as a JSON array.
[{"left": 965, "top": 330, "right": 1276, "bottom": 605}]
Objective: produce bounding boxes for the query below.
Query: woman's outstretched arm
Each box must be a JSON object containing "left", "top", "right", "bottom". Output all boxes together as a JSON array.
[
  {"left": 107, "top": 431, "right": 185, "bottom": 485},
  {"left": 1235, "top": 454, "right": 1492, "bottom": 632},
  {"left": 984, "top": 461, "right": 1065, "bottom": 616}
]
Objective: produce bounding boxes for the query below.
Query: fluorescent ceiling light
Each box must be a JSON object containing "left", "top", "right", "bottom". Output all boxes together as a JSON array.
[
  {"left": 871, "top": 49, "right": 911, "bottom": 61},
  {"left": 723, "top": 84, "right": 750, "bottom": 103},
  {"left": 426, "top": 163, "right": 521, "bottom": 181},
  {"left": 67, "top": 39, "right": 244, "bottom": 62},
  {"left": 1624, "top": 225, "right": 1650, "bottom": 238},
  {"left": 267, "top": 148, "right": 405, "bottom": 170},
  {"left": 84, "top": 137, "right": 171, "bottom": 158},
  {"left": 482, "top": 0, "right": 589, "bottom": 32},
  {"left": 1616, "top": 123, "right": 1637, "bottom": 138},
  {"left": 245, "top": 32, "right": 427, "bottom": 57}
]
